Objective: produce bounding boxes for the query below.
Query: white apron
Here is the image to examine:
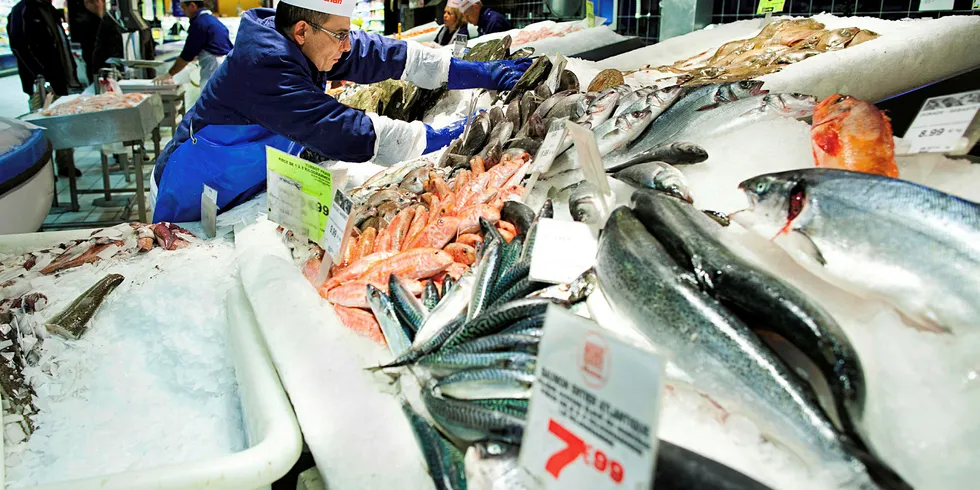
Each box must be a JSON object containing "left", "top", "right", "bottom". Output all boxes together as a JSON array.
[{"left": 195, "top": 11, "right": 227, "bottom": 87}]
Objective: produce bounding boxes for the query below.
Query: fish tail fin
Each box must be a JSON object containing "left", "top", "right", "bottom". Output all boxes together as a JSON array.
[{"left": 842, "top": 438, "right": 912, "bottom": 490}]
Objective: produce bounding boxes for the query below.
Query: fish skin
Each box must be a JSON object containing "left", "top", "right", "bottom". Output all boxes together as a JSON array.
[
  {"left": 367, "top": 284, "right": 413, "bottom": 357},
  {"left": 595, "top": 206, "right": 878, "bottom": 484},
  {"left": 45, "top": 274, "right": 124, "bottom": 340},
  {"left": 811, "top": 94, "right": 898, "bottom": 177},
  {"left": 423, "top": 280, "right": 441, "bottom": 312},
  {"left": 389, "top": 274, "right": 428, "bottom": 338},
  {"left": 458, "top": 205, "right": 501, "bottom": 235},
  {"left": 465, "top": 442, "right": 532, "bottom": 490},
  {"left": 446, "top": 298, "right": 554, "bottom": 349},
  {"left": 614, "top": 161, "right": 693, "bottom": 203},
  {"left": 357, "top": 227, "right": 378, "bottom": 259},
  {"left": 333, "top": 304, "right": 385, "bottom": 344},
  {"left": 500, "top": 201, "right": 535, "bottom": 238},
  {"left": 577, "top": 89, "right": 621, "bottom": 129},
  {"left": 462, "top": 112, "right": 492, "bottom": 156},
  {"left": 325, "top": 280, "right": 377, "bottom": 308},
  {"left": 604, "top": 141, "right": 709, "bottom": 172},
  {"left": 611, "top": 85, "right": 659, "bottom": 118},
  {"left": 359, "top": 248, "right": 454, "bottom": 285},
  {"left": 632, "top": 189, "right": 866, "bottom": 436},
  {"left": 415, "top": 273, "right": 476, "bottom": 348},
  {"left": 405, "top": 217, "right": 461, "bottom": 250},
  {"left": 546, "top": 93, "right": 590, "bottom": 120},
  {"left": 388, "top": 206, "right": 416, "bottom": 252},
  {"left": 738, "top": 168, "right": 980, "bottom": 335},
  {"left": 498, "top": 313, "right": 546, "bottom": 335},
  {"left": 469, "top": 240, "right": 504, "bottom": 321},
  {"left": 489, "top": 260, "right": 530, "bottom": 304},
  {"left": 503, "top": 56, "right": 552, "bottom": 104},
  {"left": 568, "top": 180, "right": 602, "bottom": 225},
  {"left": 400, "top": 400, "right": 467, "bottom": 490},
  {"left": 361, "top": 158, "right": 429, "bottom": 190},
  {"left": 423, "top": 389, "right": 526, "bottom": 445},
  {"left": 445, "top": 243, "right": 477, "bottom": 266},
  {"left": 441, "top": 276, "right": 456, "bottom": 300},
  {"left": 435, "top": 368, "right": 536, "bottom": 400},
  {"left": 442, "top": 333, "right": 540, "bottom": 355},
  {"left": 418, "top": 351, "right": 537, "bottom": 377},
  {"left": 324, "top": 251, "right": 397, "bottom": 290},
  {"left": 469, "top": 399, "right": 530, "bottom": 415}
]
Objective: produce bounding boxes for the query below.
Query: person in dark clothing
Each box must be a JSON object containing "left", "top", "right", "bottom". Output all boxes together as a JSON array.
[
  {"left": 153, "top": 1, "right": 233, "bottom": 87},
  {"left": 7, "top": 0, "right": 82, "bottom": 96},
  {"left": 460, "top": 0, "right": 510, "bottom": 36},
  {"left": 433, "top": 1, "right": 467, "bottom": 46},
  {"left": 87, "top": 0, "right": 124, "bottom": 75},
  {"left": 69, "top": 0, "right": 101, "bottom": 82}
]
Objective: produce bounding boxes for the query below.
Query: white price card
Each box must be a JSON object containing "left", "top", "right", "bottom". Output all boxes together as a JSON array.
[
  {"left": 530, "top": 118, "right": 570, "bottom": 175},
  {"left": 519, "top": 305, "right": 665, "bottom": 490},
  {"left": 545, "top": 54, "right": 568, "bottom": 94},
  {"left": 918, "top": 0, "right": 953, "bottom": 11},
  {"left": 201, "top": 184, "right": 218, "bottom": 239},
  {"left": 321, "top": 187, "right": 355, "bottom": 264},
  {"left": 453, "top": 33, "right": 468, "bottom": 58},
  {"left": 565, "top": 120, "right": 611, "bottom": 200},
  {"left": 529, "top": 218, "right": 597, "bottom": 284},
  {"left": 903, "top": 89, "right": 980, "bottom": 154},
  {"left": 266, "top": 147, "right": 334, "bottom": 242}
]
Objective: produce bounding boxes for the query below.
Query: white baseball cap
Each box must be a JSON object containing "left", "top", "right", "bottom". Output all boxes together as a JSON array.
[
  {"left": 455, "top": 0, "right": 478, "bottom": 10},
  {"left": 280, "top": 0, "right": 356, "bottom": 17}
]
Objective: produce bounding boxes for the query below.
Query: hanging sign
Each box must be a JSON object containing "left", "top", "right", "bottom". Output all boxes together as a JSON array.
[
  {"left": 528, "top": 218, "right": 597, "bottom": 285},
  {"left": 756, "top": 0, "right": 785, "bottom": 13},
  {"left": 266, "top": 147, "right": 334, "bottom": 243},
  {"left": 453, "top": 33, "right": 468, "bottom": 58},
  {"left": 519, "top": 306, "right": 665, "bottom": 490}
]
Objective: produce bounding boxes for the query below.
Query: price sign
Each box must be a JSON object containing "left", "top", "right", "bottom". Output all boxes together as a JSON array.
[
  {"left": 201, "top": 184, "right": 218, "bottom": 239},
  {"left": 453, "top": 33, "right": 468, "bottom": 58},
  {"left": 321, "top": 187, "right": 355, "bottom": 264},
  {"left": 266, "top": 147, "right": 334, "bottom": 243},
  {"left": 585, "top": 0, "right": 595, "bottom": 28},
  {"left": 903, "top": 89, "right": 980, "bottom": 154},
  {"left": 519, "top": 306, "right": 664, "bottom": 490},
  {"left": 918, "top": 0, "right": 953, "bottom": 11},
  {"left": 530, "top": 118, "right": 570, "bottom": 175},
  {"left": 528, "top": 218, "right": 597, "bottom": 284},
  {"left": 756, "top": 0, "right": 785, "bottom": 13},
  {"left": 564, "top": 120, "right": 611, "bottom": 199}
]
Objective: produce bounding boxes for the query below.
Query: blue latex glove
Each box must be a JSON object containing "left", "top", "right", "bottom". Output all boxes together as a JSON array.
[
  {"left": 447, "top": 58, "right": 534, "bottom": 91},
  {"left": 424, "top": 118, "right": 467, "bottom": 154}
]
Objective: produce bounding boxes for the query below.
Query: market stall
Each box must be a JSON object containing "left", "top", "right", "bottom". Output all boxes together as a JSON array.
[{"left": 1, "top": 11, "right": 979, "bottom": 490}]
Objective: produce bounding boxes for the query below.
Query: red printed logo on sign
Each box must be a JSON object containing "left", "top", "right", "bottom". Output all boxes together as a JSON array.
[
  {"left": 545, "top": 419, "right": 626, "bottom": 484},
  {"left": 579, "top": 331, "right": 609, "bottom": 389},
  {"left": 324, "top": 0, "right": 342, "bottom": 4}
]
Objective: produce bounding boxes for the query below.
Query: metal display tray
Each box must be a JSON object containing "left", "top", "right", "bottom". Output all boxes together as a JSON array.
[{"left": 21, "top": 94, "right": 165, "bottom": 150}]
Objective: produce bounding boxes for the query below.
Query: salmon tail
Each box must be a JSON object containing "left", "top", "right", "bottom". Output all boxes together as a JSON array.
[{"left": 842, "top": 438, "right": 912, "bottom": 490}]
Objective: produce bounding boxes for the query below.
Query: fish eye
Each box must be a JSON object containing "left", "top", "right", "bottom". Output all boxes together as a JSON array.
[
  {"left": 755, "top": 181, "right": 769, "bottom": 193},
  {"left": 835, "top": 95, "right": 847, "bottom": 104}
]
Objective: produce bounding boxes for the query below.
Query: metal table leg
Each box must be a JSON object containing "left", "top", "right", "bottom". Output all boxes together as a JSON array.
[
  {"left": 133, "top": 142, "right": 147, "bottom": 222},
  {"left": 60, "top": 149, "right": 80, "bottom": 212},
  {"left": 93, "top": 152, "right": 116, "bottom": 207},
  {"left": 152, "top": 126, "right": 161, "bottom": 158},
  {"left": 51, "top": 155, "right": 59, "bottom": 208}
]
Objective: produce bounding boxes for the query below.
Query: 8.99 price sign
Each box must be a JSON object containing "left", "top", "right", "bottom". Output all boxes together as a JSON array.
[{"left": 519, "top": 306, "right": 664, "bottom": 490}]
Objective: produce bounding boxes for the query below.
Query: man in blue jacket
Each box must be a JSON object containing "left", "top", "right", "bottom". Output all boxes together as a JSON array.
[
  {"left": 154, "top": 1, "right": 233, "bottom": 87},
  {"left": 460, "top": 0, "right": 511, "bottom": 36},
  {"left": 151, "top": 0, "right": 530, "bottom": 222}
]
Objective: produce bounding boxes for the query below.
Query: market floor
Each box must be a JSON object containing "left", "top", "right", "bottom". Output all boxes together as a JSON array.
[
  {"left": 0, "top": 75, "right": 30, "bottom": 118},
  {"left": 41, "top": 134, "right": 169, "bottom": 230}
]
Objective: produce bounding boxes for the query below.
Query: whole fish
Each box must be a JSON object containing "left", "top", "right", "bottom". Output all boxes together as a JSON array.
[
  {"left": 568, "top": 180, "right": 602, "bottom": 225},
  {"left": 445, "top": 298, "right": 554, "bottom": 349},
  {"left": 595, "top": 207, "right": 889, "bottom": 487},
  {"left": 418, "top": 351, "right": 537, "bottom": 377},
  {"left": 577, "top": 89, "right": 621, "bottom": 129},
  {"left": 631, "top": 189, "right": 866, "bottom": 436},
  {"left": 503, "top": 56, "right": 552, "bottom": 104},
  {"left": 737, "top": 168, "right": 980, "bottom": 334},
  {"left": 389, "top": 274, "right": 428, "bottom": 337},
  {"left": 544, "top": 108, "right": 658, "bottom": 180},
  {"left": 613, "top": 161, "right": 693, "bottom": 202},
  {"left": 611, "top": 85, "right": 659, "bottom": 119},
  {"left": 557, "top": 70, "right": 579, "bottom": 92},
  {"left": 366, "top": 285, "right": 413, "bottom": 357},
  {"left": 45, "top": 274, "right": 124, "bottom": 340},
  {"left": 400, "top": 400, "right": 467, "bottom": 490},
  {"left": 811, "top": 94, "right": 898, "bottom": 177},
  {"left": 469, "top": 240, "right": 504, "bottom": 321},
  {"left": 435, "top": 368, "right": 535, "bottom": 400},
  {"left": 470, "top": 398, "right": 529, "bottom": 414},
  {"left": 465, "top": 442, "right": 533, "bottom": 490},
  {"left": 493, "top": 276, "right": 549, "bottom": 307},
  {"left": 461, "top": 112, "right": 492, "bottom": 156},
  {"left": 443, "top": 333, "right": 540, "bottom": 356},
  {"left": 546, "top": 93, "right": 592, "bottom": 120},
  {"left": 613, "top": 85, "right": 685, "bottom": 122},
  {"left": 500, "top": 201, "right": 535, "bottom": 238},
  {"left": 415, "top": 273, "right": 476, "bottom": 347},
  {"left": 423, "top": 389, "right": 525, "bottom": 445},
  {"left": 604, "top": 141, "right": 708, "bottom": 172}
]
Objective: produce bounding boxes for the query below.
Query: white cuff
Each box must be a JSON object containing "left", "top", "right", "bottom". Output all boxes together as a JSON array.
[
  {"left": 400, "top": 41, "right": 451, "bottom": 90},
  {"left": 367, "top": 112, "right": 427, "bottom": 166}
]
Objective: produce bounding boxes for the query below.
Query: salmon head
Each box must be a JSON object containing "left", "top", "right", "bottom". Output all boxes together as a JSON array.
[
  {"left": 813, "top": 94, "right": 861, "bottom": 126},
  {"left": 736, "top": 171, "right": 814, "bottom": 240}
]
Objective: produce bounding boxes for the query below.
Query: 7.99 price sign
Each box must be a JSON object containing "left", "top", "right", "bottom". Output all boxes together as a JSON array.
[{"left": 519, "top": 306, "right": 664, "bottom": 490}]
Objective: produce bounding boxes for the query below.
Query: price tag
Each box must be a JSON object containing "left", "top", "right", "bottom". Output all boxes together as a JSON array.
[
  {"left": 519, "top": 305, "right": 664, "bottom": 490},
  {"left": 321, "top": 186, "right": 355, "bottom": 264},
  {"left": 903, "top": 89, "right": 980, "bottom": 154},
  {"left": 756, "top": 0, "right": 785, "bottom": 13},
  {"left": 564, "top": 120, "right": 611, "bottom": 200},
  {"left": 545, "top": 54, "right": 568, "bottom": 94},
  {"left": 531, "top": 118, "right": 570, "bottom": 175},
  {"left": 266, "top": 147, "right": 334, "bottom": 243},
  {"left": 453, "top": 33, "right": 468, "bottom": 58},
  {"left": 201, "top": 184, "right": 218, "bottom": 239},
  {"left": 918, "top": 0, "right": 953, "bottom": 10},
  {"left": 528, "top": 218, "right": 597, "bottom": 284},
  {"left": 585, "top": 0, "right": 595, "bottom": 28}
]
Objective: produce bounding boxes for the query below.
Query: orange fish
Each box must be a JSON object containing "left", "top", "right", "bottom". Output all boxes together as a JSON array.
[
  {"left": 302, "top": 257, "right": 322, "bottom": 285},
  {"left": 445, "top": 243, "right": 477, "bottom": 265},
  {"left": 374, "top": 226, "right": 393, "bottom": 254},
  {"left": 470, "top": 155, "right": 486, "bottom": 175},
  {"left": 428, "top": 172, "right": 453, "bottom": 199},
  {"left": 325, "top": 278, "right": 423, "bottom": 308},
  {"left": 811, "top": 94, "right": 898, "bottom": 178},
  {"left": 406, "top": 216, "right": 460, "bottom": 250},
  {"left": 359, "top": 248, "right": 454, "bottom": 284},
  {"left": 498, "top": 228, "right": 515, "bottom": 243},
  {"left": 333, "top": 305, "right": 385, "bottom": 344},
  {"left": 445, "top": 262, "right": 469, "bottom": 280},
  {"left": 457, "top": 233, "right": 483, "bottom": 248},
  {"left": 387, "top": 206, "right": 416, "bottom": 252},
  {"left": 404, "top": 206, "right": 429, "bottom": 250},
  {"left": 453, "top": 170, "right": 472, "bottom": 193},
  {"left": 496, "top": 220, "right": 517, "bottom": 237},
  {"left": 457, "top": 204, "right": 500, "bottom": 235},
  {"left": 357, "top": 227, "right": 378, "bottom": 259},
  {"left": 324, "top": 251, "right": 397, "bottom": 290}
]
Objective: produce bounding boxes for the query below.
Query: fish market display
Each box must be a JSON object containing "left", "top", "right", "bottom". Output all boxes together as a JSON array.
[
  {"left": 44, "top": 274, "right": 124, "bottom": 340},
  {"left": 654, "top": 18, "right": 879, "bottom": 85},
  {"left": 736, "top": 168, "right": 980, "bottom": 335},
  {"left": 811, "top": 94, "right": 898, "bottom": 177},
  {"left": 39, "top": 92, "right": 149, "bottom": 116},
  {"left": 512, "top": 24, "right": 584, "bottom": 46}
]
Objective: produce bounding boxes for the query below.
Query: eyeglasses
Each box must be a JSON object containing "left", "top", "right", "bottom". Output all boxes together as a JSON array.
[{"left": 307, "top": 21, "right": 350, "bottom": 42}]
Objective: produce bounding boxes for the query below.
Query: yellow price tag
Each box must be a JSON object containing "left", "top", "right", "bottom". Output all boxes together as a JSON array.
[
  {"left": 265, "top": 147, "right": 334, "bottom": 243},
  {"left": 586, "top": 0, "right": 595, "bottom": 27},
  {"left": 756, "top": 0, "right": 785, "bottom": 13}
]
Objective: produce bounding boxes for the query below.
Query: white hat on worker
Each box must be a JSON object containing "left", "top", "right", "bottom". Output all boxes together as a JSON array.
[
  {"left": 280, "top": 0, "right": 356, "bottom": 18},
  {"left": 446, "top": 0, "right": 461, "bottom": 8},
  {"left": 456, "top": 0, "right": 478, "bottom": 10}
]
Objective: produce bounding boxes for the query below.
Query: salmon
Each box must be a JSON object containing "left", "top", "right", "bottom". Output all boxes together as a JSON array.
[
  {"left": 471, "top": 155, "right": 486, "bottom": 175},
  {"left": 389, "top": 206, "right": 416, "bottom": 252},
  {"left": 811, "top": 94, "right": 898, "bottom": 178},
  {"left": 357, "top": 227, "right": 378, "bottom": 259},
  {"left": 324, "top": 251, "right": 397, "bottom": 290},
  {"left": 359, "top": 248, "right": 454, "bottom": 284},
  {"left": 457, "top": 233, "right": 483, "bottom": 248},
  {"left": 333, "top": 305, "right": 385, "bottom": 344},
  {"left": 404, "top": 206, "right": 430, "bottom": 250},
  {"left": 406, "top": 216, "right": 461, "bottom": 250},
  {"left": 457, "top": 204, "right": 501, "bottom": 234},
  {"left": 445, "top": 243, "right": 477, "bottom": 265}
]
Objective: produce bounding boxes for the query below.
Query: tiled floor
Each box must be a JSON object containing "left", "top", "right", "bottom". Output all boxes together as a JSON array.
[{"left": 41, "top": 132, "right": 172, "bottom": 230}]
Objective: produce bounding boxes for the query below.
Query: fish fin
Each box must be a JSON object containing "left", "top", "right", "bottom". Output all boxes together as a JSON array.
[
  {"left": 841, "top": 438, "right": 913, "bottom": 490},
  {"left": 696, "top": 102, "right": 720, "bottom": 111},
  {"left": 781, "top": 230, "right": 827, "bottom": 266},
  {"left": 894, "top": 308, "right": 952, "bottom": 335}
]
